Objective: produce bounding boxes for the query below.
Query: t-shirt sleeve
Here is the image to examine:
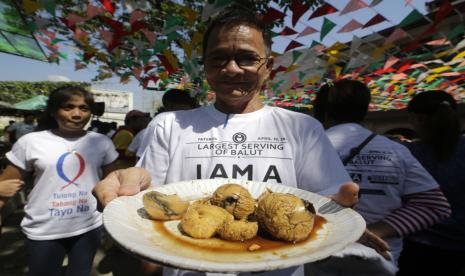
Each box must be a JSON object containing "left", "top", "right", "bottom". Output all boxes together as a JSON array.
[
  {"left": 400, "top": 146, "right": 439, "bottom": 194},
  {"left": 137, "top": 115, "right": 170, "bottom": 186},
  {"left": 296, "top": 121, "right": 351, "bottom": 195},
  {"left": 5, "top": 136, "right": 32, "bottom": 171},
  {"left": 102, "top": 136, "right": 119, "bottom": 165}
]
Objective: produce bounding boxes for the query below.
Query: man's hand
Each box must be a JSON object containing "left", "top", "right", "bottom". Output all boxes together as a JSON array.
[
  {"left": 0, "top": 179, "right": 24, "bottom": 197},
  {"left": 358, "top": 228, "right": 391, "bottom": 261},
  {"left": 330, "top": 182, "right": 391, "bottom": 261},
  {"left": 330, "top": 182, "right": 359, "bottom": 207},
  {"left": 93, "top": 167, "right": 151, "bottom": 210}
]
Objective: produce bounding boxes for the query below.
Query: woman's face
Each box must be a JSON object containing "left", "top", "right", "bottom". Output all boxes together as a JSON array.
[{"left": 53, "top": 94, "right": 92, "bottom": 133}]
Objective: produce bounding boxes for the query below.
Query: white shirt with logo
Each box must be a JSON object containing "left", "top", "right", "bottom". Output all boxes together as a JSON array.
[
  {"left": 137, "top": 105, "right": 351, "bottom": 276},
  {"left": 326, "top": 123, "right": 439, "bottom": 263},
  {"left": 6, "top": 130, "right": 118, "bottom": 240}
]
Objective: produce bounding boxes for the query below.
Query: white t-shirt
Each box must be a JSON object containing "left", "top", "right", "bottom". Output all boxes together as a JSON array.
[
  {"left": 128, "top": 128, "right": 147, "bottom": 157},
  {"left": 6, "top": 130, "right": 118, "bottom": 240},
  {"left": 8, "top": 122, "right": 36, "bottom": 139},
  {"left": 137, "top": 105, "right": 351, "bottom": 276},
  {"left": 326, "top": 123, "right": 439, "bottom": 263}
]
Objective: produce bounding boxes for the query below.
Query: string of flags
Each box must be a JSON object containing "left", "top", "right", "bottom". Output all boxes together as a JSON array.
[{"left": 11, "top": 0, "right": 465, "bottom": 111}]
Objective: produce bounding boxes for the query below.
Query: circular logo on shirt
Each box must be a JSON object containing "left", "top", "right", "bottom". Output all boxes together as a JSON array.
[{"left": 232, "top": 132, "right": 247, "bottom": 143}]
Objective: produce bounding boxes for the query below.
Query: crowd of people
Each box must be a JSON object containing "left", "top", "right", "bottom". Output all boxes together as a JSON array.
[{"left": 0, "top": 5, "right": 464, "bottom": 276}]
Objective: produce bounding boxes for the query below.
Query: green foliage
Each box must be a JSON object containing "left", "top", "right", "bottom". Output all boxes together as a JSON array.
[{"left": 0, "top": 81, "right": 90, "bottom": 104}]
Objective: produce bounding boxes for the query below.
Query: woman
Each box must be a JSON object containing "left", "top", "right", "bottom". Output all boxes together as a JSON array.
[
  {"left": 398, "top": 90, "right": 465, "bottom": 275},
  {"left": 0, "top": 86, "right": 118, "bottom": 276}
]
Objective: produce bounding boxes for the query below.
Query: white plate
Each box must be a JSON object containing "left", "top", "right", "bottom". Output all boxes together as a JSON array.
[{"left": 103, "top": 178, "right": 365, "bottom": 273}]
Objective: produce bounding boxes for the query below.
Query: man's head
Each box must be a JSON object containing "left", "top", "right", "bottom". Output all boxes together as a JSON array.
[
  {"left": 313, "top": 80, "right": 371, "bottom": 128},
  {"left": 202, "top": 6, "right": 274, "bottom": 113},
  {"left": 124, "top": 109, "right": 150, "bottom": 129},
  {"left": 24, "top": 113, "right": 35, "bottom": 124},
  {"left": 162, "top": 89, "right": 196, "bottom": 111}
]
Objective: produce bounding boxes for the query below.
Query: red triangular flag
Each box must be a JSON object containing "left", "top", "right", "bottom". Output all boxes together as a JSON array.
[
  {"left": 297, "top": 26, "right": 318, "bottom": 38},
  {"left": 279, "top": 26, "right": 298, "bottom": 36},
  {"left": 433, "top": 0, "right": 453, "bottom": 26},
  {"left": 337, "top": 19, "right": 363, "bottom": 33},
  {"left": 262, "top": 7, "right": 286, "bottom": 23},
  {"left": 291, "top": 0, "right": 310, "bottom": 27},
  {"left": 99, "top": 0, "right": 115, "bottom": 14},
  {"left": 284, "top": 40, "right": 304, "bottom": 52},
  {"left": 308, "top": 3, "right": 338, "bottom": 20},
  {"left": 340, "top": 0, "right": 368, "bottom": 15},
  {"left": 363, "top": 14, "right": 386, "bottom": 28}
]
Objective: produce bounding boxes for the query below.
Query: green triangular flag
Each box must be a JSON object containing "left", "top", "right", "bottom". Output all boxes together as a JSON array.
[
  {"left": 39, "top": 0, "right": 56, "bottom": 17},
  {"left": 163, "top": 15, "right": 184, "bottom": 33},
  {"left": 298, "top": 71, "right": 305, "bottom": 81},
  {"left": 447, "top": 24, "right": 465, "bottom": 40},
  {"left": 310, "top": 40, "right": 322, "bottom": 48},
  {"left": 453, "top": 65, "right": 465, "bottom": 72},
  {"left": 320, "top": 17, "right": 336, "bottom": 41},
  {"left": 410, "top": 69, "right": 422, "bottom": 77},
  {"left": 292, "top": 50, "right": 303, "bottom": 63},
  {"left": 398, "top": 9, "right": 423, "bottom": 28}
]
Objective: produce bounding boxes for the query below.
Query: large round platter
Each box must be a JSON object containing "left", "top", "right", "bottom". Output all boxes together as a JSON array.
[{"left": 103, "top": 178, "right": 365, "bottom": 273}]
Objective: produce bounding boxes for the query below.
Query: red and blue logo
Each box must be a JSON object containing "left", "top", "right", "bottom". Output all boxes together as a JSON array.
[{"left": 56, "top": 152, "right": 85, "bottom": 190}]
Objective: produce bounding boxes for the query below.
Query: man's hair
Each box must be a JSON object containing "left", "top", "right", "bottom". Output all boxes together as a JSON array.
[
  {"left": 313, "top": 79, "right": 371, "bottom": 124},
  {"left": 162, "top": 89, "right": 196, "bottom": 107},
  {"left": 202, "top": 6, "right": 272, "bottom": 58},
  {"left": 407, "top": 90, "right": 460, "bottom": 161}
]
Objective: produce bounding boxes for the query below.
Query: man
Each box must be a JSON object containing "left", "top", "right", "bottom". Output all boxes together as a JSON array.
[
  {"left": 129, "top": 89, "right": 197, "bottom": 159},
  {"left": 312, "top": 80, "right": 451, "bottom": 270},
  {"left": 94, "top": 7, "right": 388, "bottom": 276},
  {"left": 7, "top": 113, "right": 36, "bottom": 142},
  {"left": 111, "top": 110, "right": 150, "bottom": 169}
]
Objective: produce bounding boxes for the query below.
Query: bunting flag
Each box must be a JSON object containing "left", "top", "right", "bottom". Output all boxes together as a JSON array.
[
  {"left": 363, "top": 14, "right": 387, "bottom": 28},
  {"left": 338, "top": 19, "right": 363, "bottom": 33},
  {"left": 308, "top": 3, "right": 338, "bottom": 20},
  {"left": 262, "top": 7, "right": 286, "bottom": 23},
  {"left": 370, "top": 0, "right": 383, "bottom": 7},
  {"left": 340, "top": 0, "right": 368, "bottom": 15},
  {"left": 384, "top": 28, "right": 408, "bottom": 45},
  {"left": 426, "top": 38, "right": 451, "bottom": 46},
  {"left": 99, "top": 0, "right": 115, "bottom": 14},
  {"left": 284, "top": 40, "right": 304, "bottom": 52},
  {"left": 292, "top": 50, "right": 303, "bottom": 63},
  {"left": 291, "top": 0, "right": 310, "bottom": 27},
  {"left": 279, "top": 26, "right": 298, "bottom": 36},
  {"left": 320, "top": 17, "right": 336, "bottom": 41},
  {"left": 384, "top": 56, "right": 400, "bottom": 70},
  {"left": 23, "top": 0, "right": 41, "bottom": 14},
  {"left": 398, "top": 9, "right": 423, "bottom": 28},
  {"left": 297, "top": 26, "right": 318, "bottom": 38}
]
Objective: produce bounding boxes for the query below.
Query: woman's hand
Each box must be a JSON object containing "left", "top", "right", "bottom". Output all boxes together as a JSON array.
[{"left": 0, "top": 179, "right": 24, "bottom": 197}]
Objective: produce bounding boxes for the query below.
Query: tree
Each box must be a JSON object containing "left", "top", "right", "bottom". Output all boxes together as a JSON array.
[
  {"left": 0, "top": 81, "right": 90, "bottom": 103},
  {"left": 15, "top": 0, "right": 323, "bottom": 90}
]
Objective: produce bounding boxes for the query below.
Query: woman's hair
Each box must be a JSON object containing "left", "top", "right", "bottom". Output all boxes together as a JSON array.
[
  {"left": 407, "top": 90, "right": 460, "bottom": 161},
  {"left": 37, "top": 86, "right": 95, "bottom": 130},
  {"left": 313, "top": 79, "right": 371, "bottom": 124}
]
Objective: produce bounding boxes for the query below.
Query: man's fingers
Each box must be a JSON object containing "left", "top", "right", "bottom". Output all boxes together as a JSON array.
[
  {"left": 93, "top": 172, "right": 121, "bottom": 210},
  {"left": 117, "top": 168, "right": 152, "bottom": 196},
  {"left": 358, "top": 229, "right": 391, "bottom": 261},
  {"left": 331, "top": 182, "right": 359, "bottom": 207}
]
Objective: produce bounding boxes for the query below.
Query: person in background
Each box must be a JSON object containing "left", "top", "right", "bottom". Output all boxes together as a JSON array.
[
  {"left": 312, "top": 80, "right": 451, "bottom": 272},
  {"left": 3, "top": 120, "right": 16, "bottom": 143},
  {"left": 397, "top": 90, "right": 465, "bottom": 276},
  {"left": 93, "top": 7, "right": 390, "bottom": 276},
  {"left": 0, "top": 86, "right": 118, "bottom": 276},
  {"left": 111, "top": 110, "right": 150, "bottom": 169},
  {"left": 106, "top": 122, "right": 118, "bottom": 138},
  {"left": 130, "top": 89, "right": 197, "bottom": 159},
  {"left": 7, "top": 113, "right": 36, "bottom": 142}
]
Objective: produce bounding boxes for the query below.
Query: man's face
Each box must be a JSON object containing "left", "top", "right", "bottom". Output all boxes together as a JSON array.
[{"left": 204, "top": 24, "right": 272, "bottom": 107}]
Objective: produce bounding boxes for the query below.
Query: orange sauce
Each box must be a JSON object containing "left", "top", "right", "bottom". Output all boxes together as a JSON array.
[{"left": 152, "top": 215, "right": 327, "bottom": 253}]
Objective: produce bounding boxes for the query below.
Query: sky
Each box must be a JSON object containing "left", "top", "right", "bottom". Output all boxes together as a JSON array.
[{"left": 0, "top": 0, "right": 433, "bottom": 110}]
